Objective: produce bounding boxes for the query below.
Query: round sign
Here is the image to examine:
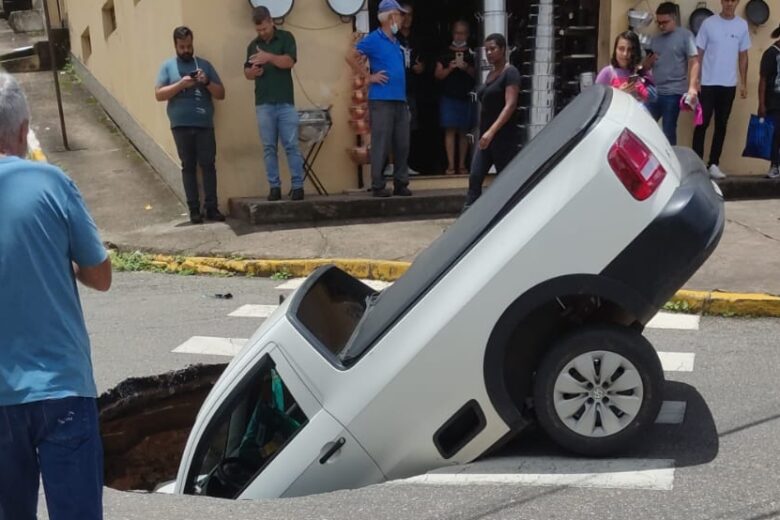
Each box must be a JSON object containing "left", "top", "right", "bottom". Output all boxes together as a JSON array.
[
  {"left": 247, "top": 0, "right": 294, "bottom": 20},
  {"left": 326, "top": 0, "right": 365, "bottom": 17}
]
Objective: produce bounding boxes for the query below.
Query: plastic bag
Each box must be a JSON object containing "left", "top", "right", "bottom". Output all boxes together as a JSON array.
[{"left": 742, "top": 115, "right": 776, "bottom": 160}]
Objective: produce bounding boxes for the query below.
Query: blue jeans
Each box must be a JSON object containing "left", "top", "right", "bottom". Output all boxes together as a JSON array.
[
  {"left": 256, "top": 103, "right": 304, "bottom": 190},
  {"left": 646, "top": 94, "right": 682, "bottom": 145},
  {"left": 0, "top": 397, "right": 103, "bottom": 520}
]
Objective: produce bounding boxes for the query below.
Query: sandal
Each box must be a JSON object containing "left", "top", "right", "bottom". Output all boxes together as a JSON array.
[{"left": 445, "top": 168, "right": 456, "bottom": 175}]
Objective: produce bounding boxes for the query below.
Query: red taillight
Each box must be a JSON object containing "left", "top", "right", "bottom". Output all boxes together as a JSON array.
[{"left": 607, "top": 128, "right": 667, "bottom": 201}]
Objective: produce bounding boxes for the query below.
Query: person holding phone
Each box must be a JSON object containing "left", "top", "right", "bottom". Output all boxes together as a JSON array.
[
  {"left": 435, "top": 20, "right": 476, "bottom": 175},
  {"left": 245, "top": 6, "right": 307, "bottom": 202},
  {"left": 642, "top": 2, "right": 699, "bottom": 146},
  {"left": 155, "top": 26, "right": 226, "bottom": 224},
  {"left": 596, "top": 31, "right": 655, "bottom": 105}
]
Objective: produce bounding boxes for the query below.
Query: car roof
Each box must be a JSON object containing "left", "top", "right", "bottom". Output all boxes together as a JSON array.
[{"left": 340, "top": 85, "right": 614, "bottom": 365}]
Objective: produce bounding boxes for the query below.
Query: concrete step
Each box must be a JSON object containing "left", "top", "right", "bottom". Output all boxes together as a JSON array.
[
  {"left": 228, "top": 176, "right": 779, "bottom": 226},
  {"left": 229, "top": 188, "right": 466, "bottom": 226},
  {"left": 717, "top": 175, "right": 780, "bottom": 200}
]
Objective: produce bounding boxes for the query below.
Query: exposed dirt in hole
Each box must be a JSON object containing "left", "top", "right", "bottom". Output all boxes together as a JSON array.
[{"left": 98, "top": 364, "right": 227, "bottom": 491}]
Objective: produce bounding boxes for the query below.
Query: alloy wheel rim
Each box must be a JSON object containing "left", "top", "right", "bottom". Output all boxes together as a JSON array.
[{"left": 552, "top": 350, "right": 644, "bottom": 438}]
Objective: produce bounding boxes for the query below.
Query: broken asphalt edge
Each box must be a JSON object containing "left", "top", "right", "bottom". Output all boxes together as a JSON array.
[{"left": 118, "top": 251, "right": 780, "bottom": 318}]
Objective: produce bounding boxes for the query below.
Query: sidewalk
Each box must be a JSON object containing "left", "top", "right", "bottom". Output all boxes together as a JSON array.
[{"left": 5, "top": 36, "right": 780, "bottom": 297}]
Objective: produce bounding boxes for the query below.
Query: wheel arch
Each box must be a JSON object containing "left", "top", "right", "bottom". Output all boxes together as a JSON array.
[{"left": 482, "top": 274, "right": 657, "bottom": 431}]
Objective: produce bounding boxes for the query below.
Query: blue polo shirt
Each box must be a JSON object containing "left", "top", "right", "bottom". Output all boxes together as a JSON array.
[
  {"left": 356, "top": 28, "right": 406, "bottom": 101},
  {"left": 156, "top": 56, "right": 222, "bottom": 128},
  {"left": 0, "top": 157, "right": 107, "bottom": 406}
]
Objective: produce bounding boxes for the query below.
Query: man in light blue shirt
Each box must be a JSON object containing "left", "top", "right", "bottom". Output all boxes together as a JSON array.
[
  {"left": 156, "top": 26, "right": 226, "bottom": 223},
  {"left": 0, "top": 72, "right": 112, "bottom": 519}
]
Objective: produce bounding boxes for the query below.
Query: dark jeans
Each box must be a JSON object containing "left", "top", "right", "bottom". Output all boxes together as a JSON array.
[
  {"left": 466, "top": 136, "right": 519, "bottom": 205},
  {"left": 172, "top": 126, "right": 218, "bottom": 213},
  {"left": 369, "top": 100, "right": 410, "bottom": 191},
  {"left": 0, "top": 397, "right": 103, "bottom": 520},
  {"left": 693, "top": 86, "right": 736, "bottom": 166},
  {"left": 646, "top": 94, "right": 682, "bottom": 145}
]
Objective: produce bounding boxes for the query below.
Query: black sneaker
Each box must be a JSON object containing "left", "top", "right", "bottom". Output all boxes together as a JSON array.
[
  {"left": 189, "top": 210, "right": 203, "bottom": 224},
  {"left": 267, "top": 187, "right": 282, "bottom": 202},
  {"left": 290, "top": 188, "right": 304, "bottom": 201},
  {"left": 205, "top": 208, "right": 226, "bottom": 222},
  {"left": 372, "top": 188, "right": 392, "bottom": 198},
  {"left": 393, "top": 185, "right": 412, "bottom": 197}
]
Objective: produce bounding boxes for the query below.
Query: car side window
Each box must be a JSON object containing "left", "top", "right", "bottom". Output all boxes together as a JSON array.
[{"left": 184, "top": 356, "right": 308, "bottom": 499}]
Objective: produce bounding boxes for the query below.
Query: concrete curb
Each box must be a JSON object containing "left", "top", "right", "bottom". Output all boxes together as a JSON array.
[{"left": 139, "top": 253, "right": 780, "bottom": 318}]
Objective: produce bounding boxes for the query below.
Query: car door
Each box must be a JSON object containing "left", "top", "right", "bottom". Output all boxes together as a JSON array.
[{"left": 237, "top": 349, "right": 386, "bottom": 499}]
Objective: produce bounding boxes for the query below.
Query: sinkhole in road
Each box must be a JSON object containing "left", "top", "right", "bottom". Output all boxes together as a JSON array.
[{"left": 99, "top": 364, "right": 227, "bottom": 492}]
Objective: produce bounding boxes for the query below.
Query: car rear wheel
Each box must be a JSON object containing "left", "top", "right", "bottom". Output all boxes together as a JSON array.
[{"left": 532, "top": 325, "right": 664, "bottom": 456}]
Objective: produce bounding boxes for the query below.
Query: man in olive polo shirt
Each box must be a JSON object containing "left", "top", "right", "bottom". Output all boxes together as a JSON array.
[{"left": 245, "top": 6, "right": 305, "bottom": 202}]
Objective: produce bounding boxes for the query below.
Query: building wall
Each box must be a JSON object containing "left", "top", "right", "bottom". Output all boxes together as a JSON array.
[
  {"left": 65, "top": 0, "right": 357, "bottom": 208},
  {"left": 609, "top": 0, "right": 776, "bottom": 175}
]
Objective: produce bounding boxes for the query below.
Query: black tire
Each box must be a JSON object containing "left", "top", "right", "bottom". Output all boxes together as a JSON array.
[{"left": 532, "top": 324, "right": 664, "bottom": 456}]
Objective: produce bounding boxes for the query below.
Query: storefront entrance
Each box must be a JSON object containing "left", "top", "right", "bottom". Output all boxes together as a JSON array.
[{"left": 365, "top": 0, "right": 600, "bottom": 176}]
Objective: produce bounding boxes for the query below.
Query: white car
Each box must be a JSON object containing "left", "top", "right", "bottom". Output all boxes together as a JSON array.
[{"left": 174, "top": 86, "right": 724, "bottom": 500}]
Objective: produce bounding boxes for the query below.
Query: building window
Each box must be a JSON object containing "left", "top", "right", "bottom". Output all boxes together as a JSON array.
[
  {"left": 102, "top": 0, "right": 116, "bottom": 39},
  {"left": 81, "top": 27, "right": 91, "bottom": 61}
]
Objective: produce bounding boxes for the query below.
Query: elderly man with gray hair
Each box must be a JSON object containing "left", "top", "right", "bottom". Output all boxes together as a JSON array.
[
  {"left": 0, "top": 72, "right": 111, "bottom": 520},
  {"left": 346, "top": 0, "right": 413, "bottom": 198}
]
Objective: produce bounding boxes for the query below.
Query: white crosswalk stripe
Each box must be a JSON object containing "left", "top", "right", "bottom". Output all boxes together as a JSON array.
[
  {"left": 172, "top": 336, "right": 247, "bottom": 357},
  {"left": 655, "top": 401, "right": 687, "bottom": 424},
  {"left": 646, "top": 312, "right": 700, "bottom": 330},
  {"left": 228, "top": 304, "right": 278, "bottom": 318},
  {"left": 398, "top": 457, "right": 676, "bottom": 491},
  {"left": 656, "top": 351, "right": 695, "bottom": 372},
  {"left": 275, "top": 278, "right": 392, "bottom": 292}
]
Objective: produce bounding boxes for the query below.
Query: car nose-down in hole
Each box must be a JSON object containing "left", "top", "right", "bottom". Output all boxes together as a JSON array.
[{"left": 173, "top": 85, "right": 724, "bottom": 500}]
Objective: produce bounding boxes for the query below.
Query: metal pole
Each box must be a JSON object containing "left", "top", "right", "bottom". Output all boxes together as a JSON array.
[{"left": 41, "top": 0, "right": 69, "bottom": 150}]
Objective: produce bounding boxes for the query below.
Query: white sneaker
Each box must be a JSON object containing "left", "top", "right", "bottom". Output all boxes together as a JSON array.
[
  {"left": 708, "top": 164, "right": 727, "bottom": 180},
  {"left": 383, "top": 163, "right": 394, "bottom": 177},
  {"left": 408, "top": 166, "right": 420, "bottom": 176},
  {"left": 766, "top": 165, "right": 780, "bottom": 179}
]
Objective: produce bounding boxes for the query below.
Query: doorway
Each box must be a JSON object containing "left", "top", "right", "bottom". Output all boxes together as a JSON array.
[{"left": 365, "top": 0, "right": 600, "bottom": 175}]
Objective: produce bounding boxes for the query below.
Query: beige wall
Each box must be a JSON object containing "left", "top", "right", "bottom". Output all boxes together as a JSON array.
[
  {"left": 608, "top": 0, "right": 778, "bottom": 175},
  {"left": 65, "top": 0, "right": 356, "bottom": 207}
]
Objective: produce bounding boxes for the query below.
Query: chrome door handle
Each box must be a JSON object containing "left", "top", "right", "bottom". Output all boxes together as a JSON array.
[{"left": 319, "top": 437, "right": 346, "bottom": 464}]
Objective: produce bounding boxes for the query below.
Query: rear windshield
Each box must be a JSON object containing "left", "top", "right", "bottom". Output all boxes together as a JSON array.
[
  {"left": 289, "top": 267, "right": 376, "bottom": 363},
  {"left": 184, "top": 356, "right": 308, "bottom": 498}
]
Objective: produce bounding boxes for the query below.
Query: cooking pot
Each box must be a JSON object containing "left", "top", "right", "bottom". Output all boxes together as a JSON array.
[
  {"left": 689, "top": 2, "right": 714, "bottom": 36},
  {"left": 745, "top": 0, "right": 770, "bottom": 26}
]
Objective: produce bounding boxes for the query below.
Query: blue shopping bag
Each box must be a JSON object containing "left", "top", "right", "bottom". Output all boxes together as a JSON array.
[{"left": 742, "top": 114, "right": 775, "bottom": 160}]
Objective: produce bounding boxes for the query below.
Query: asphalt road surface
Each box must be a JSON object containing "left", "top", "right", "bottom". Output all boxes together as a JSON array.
[{"left": 37, "top": 272, "right": 780, "bottom": 520}]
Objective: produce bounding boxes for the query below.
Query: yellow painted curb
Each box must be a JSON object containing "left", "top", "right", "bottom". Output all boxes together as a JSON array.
[
  {"left": 121, "top": 253, "right": 780, "bottom": 318},
  {"left": 150, "top": 255, "right": 411, "bottom": 282},
  {"left": 29, "top": 148, "right": 47, "bottom": 162},
  {"left": 669, "top": 289, "right": 780, "bottom": 317}
]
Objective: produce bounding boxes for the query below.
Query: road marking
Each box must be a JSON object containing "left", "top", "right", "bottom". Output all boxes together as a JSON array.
[
  {"left": 275, "top": 278, "right": 392, "bottom": 291},
  {"left": 656, "top": 352, "right": 695, "bottom": 372},
  {"left": 275, "top": 278, "right": 305, "bottom": 290},
  {"left": 655, "top": 401, "right": 686, "bottom": 424},
  {"left": 228, "top": 304, "right": 278, "bottom": 318},
  {"left": 172, "top": 336, "right": 247, "bottom": 357},
  {"left": 399, "top": 457, "right": 675, "bottom": 491},
  {"left": 646, "top": 312, "right": 700, "bottom": 330}
]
